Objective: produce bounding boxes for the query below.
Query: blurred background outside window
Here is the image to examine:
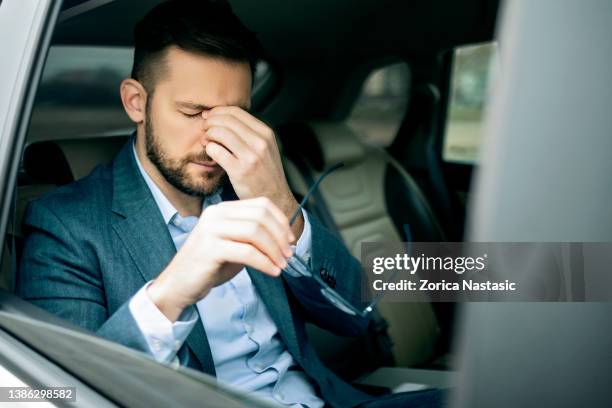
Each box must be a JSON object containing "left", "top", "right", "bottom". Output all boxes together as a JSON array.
[
  {"left": 30, "top": 46, "right": 133, "bottom": 142},
  {"left": 443, "top": 41, "right": 498, "bottom": 164}
]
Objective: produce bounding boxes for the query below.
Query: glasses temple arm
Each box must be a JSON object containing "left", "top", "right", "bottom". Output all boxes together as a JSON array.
[{"left": 289, "top": 162, "right": 344, "bottom": 225}]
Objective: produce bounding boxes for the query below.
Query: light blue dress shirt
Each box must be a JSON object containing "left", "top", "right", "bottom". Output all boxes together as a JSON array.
[{"left": 128, "top": 145, "right": 324, "bottom": 408}]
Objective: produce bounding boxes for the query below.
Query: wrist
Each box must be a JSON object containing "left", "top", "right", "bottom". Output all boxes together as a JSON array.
[
  {"left": 279, "top": 195, "right": 303, "bottom": 243},
  {"left": 147, "top": 276, "right": 192, "bottom": 323}
]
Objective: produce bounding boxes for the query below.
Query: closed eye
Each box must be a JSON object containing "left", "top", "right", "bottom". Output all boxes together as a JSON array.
[{"left": 181, "top": 111, "right": 202, "bottom": 118}]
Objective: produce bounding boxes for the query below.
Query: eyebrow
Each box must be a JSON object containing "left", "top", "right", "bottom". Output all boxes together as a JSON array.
[{"left": 175, "top": 101, "right": 251, "bottom": 112}]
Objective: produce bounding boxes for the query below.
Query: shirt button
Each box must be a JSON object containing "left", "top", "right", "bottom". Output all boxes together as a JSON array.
[
  {"left": 274, "top": 392, "right": 284, "bottom": 401},
  {"left": 170, "top": 357, "right": 180, "bottom": 369},
  {"left": 174, "top": 340, "right": 181, "bottom": 351},
  {"left": 152, "top": 339, "right": 162, "bottom": 352},
  {"left": 254, "top": 364, "right": 264, "bottom": 371}
]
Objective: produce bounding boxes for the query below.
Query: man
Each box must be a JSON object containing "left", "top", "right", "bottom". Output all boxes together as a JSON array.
[{"left": 18, "top": 1, "right": 443, "bottom": 407}]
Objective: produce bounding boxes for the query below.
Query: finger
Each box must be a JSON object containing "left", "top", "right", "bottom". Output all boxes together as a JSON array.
[
  {"left": 210, "top": 219, "right": 290, "bottom": 265},
  {"left": 256, "top": 197, "right": 295, "bottom": 241},
  {"left": 208, "top": 106, "right": 270, "bottom": 135},
  {"left": 213, "top": 201, "right": 292, "bottom": 254},
  {"left": 206, "top": 126, "right": 254, "bottom": 161},
  {"left": 205, "top": 114, "right": 262, "bottom": 147},
  {"left": 218, "top": 240, "right": 282, "bottom": 277},
  {"left": 206, "top": 116, "right": 274, "bottom": 163},
  {"left": 205, "top": 141, "right": 239, "bottom": 173}
]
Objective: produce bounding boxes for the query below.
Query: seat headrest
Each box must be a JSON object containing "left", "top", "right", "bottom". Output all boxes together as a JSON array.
[
  {"left": 276, "top": 123, "right": 326, "bottom": 171},
  {"left": 23, "top": 141, "right": 73, "bottom": 186},
  {"left": 23, "top": 135, "right": 129, "bottom": 185},
  {"left": 307, "top": 122, "right": 367, "bottom": 168},
  {"left": 276, "top": 122, "right": 367, "bottom": 172}
]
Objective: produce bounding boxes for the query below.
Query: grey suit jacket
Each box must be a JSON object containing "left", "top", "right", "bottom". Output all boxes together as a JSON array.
[{"left": 17, "top": 139, "right": 374, "bottom": 407}]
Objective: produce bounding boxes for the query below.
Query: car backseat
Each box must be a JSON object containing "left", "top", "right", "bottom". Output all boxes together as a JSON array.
[
  {"left": 3, "top": 125, "right": 448, "bottom": 380},
  {"left": 277, "top": 122, "right": 447, "bottom": 372}
]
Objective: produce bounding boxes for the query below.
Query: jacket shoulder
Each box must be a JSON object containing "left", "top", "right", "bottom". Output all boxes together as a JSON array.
[{"left": 25, "top": 164, "right": 113, "bottom": 227}]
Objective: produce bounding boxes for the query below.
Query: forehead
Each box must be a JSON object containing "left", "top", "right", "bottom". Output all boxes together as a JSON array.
[{"left": 155, "top": 46, "right": 252, "bottom": 109}]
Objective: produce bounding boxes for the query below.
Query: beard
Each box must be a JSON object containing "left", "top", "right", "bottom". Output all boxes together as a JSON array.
[{"left": 144, "top": 102, "right": 226, "bottom": 198}]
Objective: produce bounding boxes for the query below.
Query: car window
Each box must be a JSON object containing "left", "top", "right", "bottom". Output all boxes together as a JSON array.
[
  {"left": 347, "top": 62, "right": 410, "bottom": 147},
  {"left": 442, "top": 42, "right": 498, "bottom": 164},
  {"left": 28, "top": 46, "right": 273, "bottom": 142},
  {"left": 28, "top": 46, "right": 133, "bottom": 142}
]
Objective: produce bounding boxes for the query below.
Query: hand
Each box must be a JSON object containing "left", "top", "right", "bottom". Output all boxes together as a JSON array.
[
  {"left": 202, "top": 106, "right": 303, "bottom": 239},
  {"left": 147, "top": 197, "right": 294, "bottom": 322}
]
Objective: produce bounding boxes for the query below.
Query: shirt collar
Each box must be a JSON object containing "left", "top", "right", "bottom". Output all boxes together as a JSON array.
[{"left": 132, "top": 141, "right": 221, "bottom": 225}]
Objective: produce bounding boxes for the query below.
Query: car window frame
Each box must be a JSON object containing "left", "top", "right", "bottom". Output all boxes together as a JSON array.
[
  {"left": 0, "top": 0, "right": 67, "bottom": 292},
  {"left": 0, "top": 0, "right": 61, "bottom": 248}
]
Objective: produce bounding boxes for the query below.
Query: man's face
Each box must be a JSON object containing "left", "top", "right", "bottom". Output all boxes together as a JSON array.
[{"left": 144, "top": 46, "right": 252, "bottom": 197}]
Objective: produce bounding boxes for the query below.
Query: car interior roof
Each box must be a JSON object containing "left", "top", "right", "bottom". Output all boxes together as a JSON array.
[{"left": 55, "top": 0, "right": 499, "bottom": 63}]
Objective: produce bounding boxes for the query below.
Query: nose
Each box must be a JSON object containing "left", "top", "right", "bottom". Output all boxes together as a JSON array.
[
  {"left": 199, "top": 129, "right": 211, "bottom": 148},
  {"left": 199, "top": 139, "right": 208, "bottom": 153}
]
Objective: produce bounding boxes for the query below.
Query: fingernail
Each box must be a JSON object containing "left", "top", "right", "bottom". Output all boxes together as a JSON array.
[
  {"left": 201, "top": 110, "right": 208, "bottom": 118},
  {"left": 273, "top": 267, "right": 282, "bottom": 276},
  {"left": 280, "top": 260, "right": 288, "bottom": 269}
]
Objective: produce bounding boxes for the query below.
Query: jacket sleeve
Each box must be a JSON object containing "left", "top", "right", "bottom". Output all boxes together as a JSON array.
[
  {"left": 282, "top": 211, "right": 370, "bottom": 337},
  {"left": 16, "top": 200, "right": 152, "bottom": 355}
]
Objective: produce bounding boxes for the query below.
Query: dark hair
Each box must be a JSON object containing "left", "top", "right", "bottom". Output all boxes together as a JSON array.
[{"left": 131, "top": 0, "right": 261, "bottom": 92}]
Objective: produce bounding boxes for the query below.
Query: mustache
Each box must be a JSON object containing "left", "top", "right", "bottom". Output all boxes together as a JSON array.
[{"left": 184, "top": 150, "right": 216, "bottom": 164}]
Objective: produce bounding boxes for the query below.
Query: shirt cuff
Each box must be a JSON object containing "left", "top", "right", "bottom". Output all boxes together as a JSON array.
[
  {"left": 128, "top": 281, "right": 198, "bottom": 363},
  {"left": 293, "top": 208, "right": 312, "bottom": 264}
]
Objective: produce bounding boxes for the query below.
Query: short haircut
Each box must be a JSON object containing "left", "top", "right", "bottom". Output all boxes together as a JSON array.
[{"left": 131, "top": 0, "right": 261, "bottom": 93}]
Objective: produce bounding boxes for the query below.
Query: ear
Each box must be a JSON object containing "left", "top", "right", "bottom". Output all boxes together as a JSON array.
[{"left": 120, "top": 78, "right": 148, "bottom": 124}]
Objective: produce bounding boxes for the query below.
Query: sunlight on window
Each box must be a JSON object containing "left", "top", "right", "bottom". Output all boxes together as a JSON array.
[{"left": 443, "top": 42, "right": 498, "bottom": 164}]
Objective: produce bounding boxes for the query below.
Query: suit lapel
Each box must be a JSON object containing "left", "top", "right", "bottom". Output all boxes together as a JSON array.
[
  {"left": 110, "top": 138, "right": 216, "bottom": 376},
  {"left": 247, "top": 268, "right": 302, "bottom": 360}
]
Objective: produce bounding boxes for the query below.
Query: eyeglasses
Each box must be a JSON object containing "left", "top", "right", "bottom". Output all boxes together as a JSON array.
[{"left": 283, "top": 162, "right": 405, "bottom": 318}]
